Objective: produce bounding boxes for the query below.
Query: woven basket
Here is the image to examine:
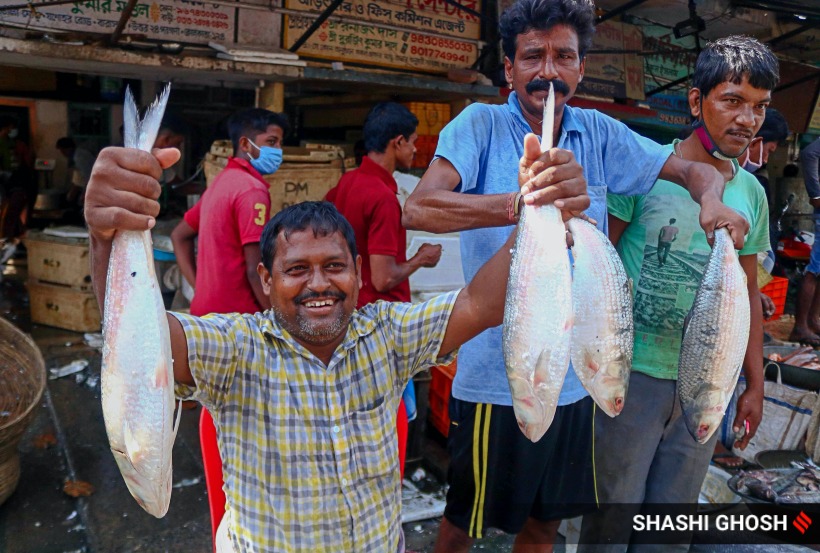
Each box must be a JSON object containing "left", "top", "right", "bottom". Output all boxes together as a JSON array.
[{"left": 0, "top": 317, "right": 46, "bottom": 505}]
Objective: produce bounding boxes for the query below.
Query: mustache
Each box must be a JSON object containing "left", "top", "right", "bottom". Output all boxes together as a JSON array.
[
  {"left": 525, "top": 78, "right": 570, "bottom": 96},
  {"left": 294, "top": 290, "right": 346, "bottom": 304}
]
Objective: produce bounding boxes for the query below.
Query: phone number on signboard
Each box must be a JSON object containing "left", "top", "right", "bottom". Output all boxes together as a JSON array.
[
  {"left": 409, "top": 45, "right": 471, "bottom": 62},
  {"left": 410, "top": 34, "right": 474, "bottom": 52}
]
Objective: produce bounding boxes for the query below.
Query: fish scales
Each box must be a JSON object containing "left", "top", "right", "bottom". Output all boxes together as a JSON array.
[
  {"left": 101, "top": 85, "right": 178, "bottom": 518},
  {"left": 568, "top": 218, "right": 633, "bottom": 417},
  {"left": 678, "top": 227, "right": 749, "bottom": 444},
  {"left": 503, "top": 203, "right": 573, "bottom": 442}
]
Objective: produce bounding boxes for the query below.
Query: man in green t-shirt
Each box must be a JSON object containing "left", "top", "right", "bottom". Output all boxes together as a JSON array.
[{"left": 579, "top": 35, "right": 774, "bottom": 551}]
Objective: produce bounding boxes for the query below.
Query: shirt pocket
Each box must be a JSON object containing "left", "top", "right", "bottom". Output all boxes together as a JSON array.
[
  {"left": 585, "top": 182, "right": 608, "bottom": 228},
  {"left": 350, "top": 398, "right": 393, "bottom": 481}
]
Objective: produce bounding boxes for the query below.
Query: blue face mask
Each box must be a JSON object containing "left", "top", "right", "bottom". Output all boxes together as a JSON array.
[{"left": 247, "top": 138, "right": 283, "bottom": 175}]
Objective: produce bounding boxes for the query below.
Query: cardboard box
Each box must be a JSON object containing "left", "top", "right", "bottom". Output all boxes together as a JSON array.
[
  {"left": 266, "top": 166, "right": 342, "bottom": 213},
  {"left": 24, "top": 232, "right": 92, "bottom": 290},
  {"left": 203, "top": 156, "right": 343, "bottom": 215},
  {"left": 28, "top": 280, "right": 101, "bottom": 332}
]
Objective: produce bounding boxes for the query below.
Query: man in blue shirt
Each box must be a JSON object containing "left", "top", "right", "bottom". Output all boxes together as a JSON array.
[{"left": 403, "top": 0, "right": 749, "bottom": 551}]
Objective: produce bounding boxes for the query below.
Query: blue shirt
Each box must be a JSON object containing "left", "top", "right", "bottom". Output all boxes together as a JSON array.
[{"left": 435, "top": 92, "right": 670, "bottom": 406}]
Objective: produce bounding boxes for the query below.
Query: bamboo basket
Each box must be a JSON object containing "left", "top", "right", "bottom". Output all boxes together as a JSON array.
[{"left": 0, "top": 317, "right": 46, "bottom": 505}]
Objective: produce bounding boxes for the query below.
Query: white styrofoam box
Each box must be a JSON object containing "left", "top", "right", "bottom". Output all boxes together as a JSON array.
[{"left": 407, "top": 233, "right": 465, "bottom": 293}]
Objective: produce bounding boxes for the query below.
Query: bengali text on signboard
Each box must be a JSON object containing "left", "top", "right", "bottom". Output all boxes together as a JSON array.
[
  {"left": 2, "top": 0, "right": 235, "bottom": 44},
  {"left": 287, "top": 0, "right": 480, "bottom": 41},
  {"left": 285, "top": 14, "right": 478, "bottom": 73}
]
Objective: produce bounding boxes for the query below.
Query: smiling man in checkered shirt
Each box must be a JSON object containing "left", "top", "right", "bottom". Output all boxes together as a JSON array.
[{"left": 84, "top": 144, "right": 588, "bottom": 552}]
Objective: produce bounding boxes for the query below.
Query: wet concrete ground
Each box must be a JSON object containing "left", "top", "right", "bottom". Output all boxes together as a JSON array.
[{"left": 0, "top": 260, "right": 816, "bottom": 552}]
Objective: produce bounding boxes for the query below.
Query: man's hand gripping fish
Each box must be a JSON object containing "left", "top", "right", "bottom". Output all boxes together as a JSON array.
[
  {"left": 101, "top": 86, "right": 180, "bottom": 518},
  {"left": 503, "top": 83, "right": 573, "bottom": 442}
]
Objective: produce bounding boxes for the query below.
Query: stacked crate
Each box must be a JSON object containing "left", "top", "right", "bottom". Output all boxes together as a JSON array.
[
  {"left": 760, "top": 276, "right": 789, "bottom": 321},
  {"left": 203, "top": 142, "right": 354, "bottom": 215},
  {"left": 405, "top": 102, "right": 451, "bottom": 168},
  {"left": 25, "top": 231, "right": 101, "bottom": 332},
  {"left": 428, "top": 360, "right": 457, "bottom": 437}
]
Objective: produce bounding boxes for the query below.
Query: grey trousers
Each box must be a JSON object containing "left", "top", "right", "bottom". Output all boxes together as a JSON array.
[{"left": 577, "top": 372, "right": 717, "bottom": 553}]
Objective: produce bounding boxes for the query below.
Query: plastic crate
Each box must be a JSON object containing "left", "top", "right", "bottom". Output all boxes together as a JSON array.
[
  {"left": 429, "top": 361, "right": 456, "bottom": 437},
  {"left": 404, "top": 103, "right": 451, "bottom": 136},
  {"left": 412, "top": 135, "right": 438, "bottom": 168},
  {"left": 760, "top": 276, "right": 788, "bottom": 321}
]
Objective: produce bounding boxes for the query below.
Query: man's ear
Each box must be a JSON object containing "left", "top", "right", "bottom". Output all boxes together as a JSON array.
[
  {"left": 355, "top": 254, "right": 363, "bottom": 289},
  {"left": 257, "top": 262, "right": 272, "bottom": 296},
  {"left": 688, "top": 88, "right": 702, "bottom": 119}
]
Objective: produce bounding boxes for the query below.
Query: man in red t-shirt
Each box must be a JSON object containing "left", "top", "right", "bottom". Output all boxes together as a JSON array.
[
  {"left": 326, "top": 102, "right": 441, "bottom": 306},
  {"left": 171, "top": 108, "right": 288, "bottom": 316},
  {"left": 326, "top": 103, "right": 442, "bottom": 480},
  {"left": 170, "top": 108, "right": 288, "bottom": 545}
]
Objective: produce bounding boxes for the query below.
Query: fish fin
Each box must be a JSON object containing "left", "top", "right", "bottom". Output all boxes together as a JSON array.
[
  {"left": 681, "top": 309, "right": 692, "bottom": 341},
  {"left": 172, "top": 399, "right": 183, "bottom": 440},
  {"left": 155, "top": 360, "right": 169, "bottom": 388},
  {"left": 123, "top": 87, "right": 140, "bottom": 150},
  {"left": 123, "top": 420, "right": 142, "bottom": 466},
  {"left": 533, "top": 348, "right": 552, "bottom": 388},
  {"left": 584, "top": 349, "right": 600, "bottom": 375},
  {"left": 137, "top": 84, "right": 171, "bottom": 152}
]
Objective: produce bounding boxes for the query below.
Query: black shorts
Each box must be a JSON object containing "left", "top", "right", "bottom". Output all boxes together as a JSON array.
[{"left": 443, "top": 395, "right": 598, "bottom": 538}]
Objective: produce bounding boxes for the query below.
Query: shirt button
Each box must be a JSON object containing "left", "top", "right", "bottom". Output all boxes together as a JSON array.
[
  {"left": 341, "top": 478, "right": 348, "bottom": 485},
  {"left": 332, "top": 425, "right": 340, "bottom": 434}
]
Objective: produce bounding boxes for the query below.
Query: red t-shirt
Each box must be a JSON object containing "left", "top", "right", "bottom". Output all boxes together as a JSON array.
[
  {"left": 184, "top": 157, "right": 270, "bottom": 316},
  {"left": 325, "top": 157, "right": 409, "bottom": 307}
]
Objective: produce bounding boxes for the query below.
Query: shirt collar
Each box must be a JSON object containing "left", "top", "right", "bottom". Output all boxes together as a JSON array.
[
  {"left": 359, "top": 156, "right": 398, "bottom": 194},
  {"left": 259, "top": 308, "right": 378, "bottom": 361},
  {"left": 507, "top": 91, "right": 586, "bottom": 139},
  {"left": 226, "top": 156, "right": 270, "bottom": 187}
]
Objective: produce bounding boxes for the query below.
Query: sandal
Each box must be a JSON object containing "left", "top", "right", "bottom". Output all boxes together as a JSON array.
[
  {"left": 712, "top": 453, "right": 753, "bottom": 471},
  {"left": 788, "top": 331, "right": 820, "bottom": 348}
]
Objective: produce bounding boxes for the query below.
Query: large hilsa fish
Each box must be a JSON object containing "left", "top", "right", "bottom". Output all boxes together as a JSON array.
[
  {"left": 502, "top": 83, "right": 573, "bottom": 442},
  {"left": 678, "top": 227, "right": 749, "bottom": 444},
  {"left": 101, "top": 85, "right": 180, "bottom": 517},
  {"left": 568, "top": 217, "right": 633, "bottom": 417}
]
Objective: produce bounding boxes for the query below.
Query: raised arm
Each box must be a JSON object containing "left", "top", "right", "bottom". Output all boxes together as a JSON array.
[
  {"left": 85, "top": 146, "right": 193, "bottom": 385},
  {"left": 402, "top": 157, "right": 512, "bottom": 233},
  {"left": 658, "top": 154, "right": 750, "bottom": 249}
]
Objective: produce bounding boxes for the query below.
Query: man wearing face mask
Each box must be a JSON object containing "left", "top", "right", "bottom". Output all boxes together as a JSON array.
[
  {"left": 738, "top": 107, "right": 789, "bottom": 204},
  {"left": 172, "top": 108, "right": 287, "bottom": 316},
  {"left": 171, "top": 108, "right": 287, "bottom": 542}
]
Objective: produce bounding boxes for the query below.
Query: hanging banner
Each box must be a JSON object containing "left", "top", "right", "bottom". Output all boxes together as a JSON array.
[
  {"left": 286, "top": 0, "right": 480, "bottom": 41},
  {"left": 2, "top": 0, "right": 235, "bottom": 44},
  {"left": 284, "top": 15, "right": 478, "bottom": 74}
]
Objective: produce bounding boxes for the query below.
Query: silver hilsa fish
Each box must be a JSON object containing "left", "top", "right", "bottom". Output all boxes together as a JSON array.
[
  {"left": 678, "top": 227, "right": 749, "bottom": 443},
  {"left": 568, "top": 217, "right": 633, "bottom": 417},
  {"left": 502, "top": 83, "right": 573, "bottom": 442},
  {"left": 101, "top": 85, "right": 180, "bottom": 518},
  {"left": 503, "top": 204, "right": 572, "bottom": 442}
]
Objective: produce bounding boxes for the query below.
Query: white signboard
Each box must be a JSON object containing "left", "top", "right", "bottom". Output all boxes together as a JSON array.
[{"left": 3, "top": 0, "right": 236, "bottom": 44}]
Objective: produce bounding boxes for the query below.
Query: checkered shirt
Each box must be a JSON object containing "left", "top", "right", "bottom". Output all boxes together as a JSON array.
[{"left": 171, "top": 291, "right": 458, "bottom": 553}]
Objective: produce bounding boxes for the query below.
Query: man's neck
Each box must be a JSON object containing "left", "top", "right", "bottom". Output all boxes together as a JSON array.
[
  {"left": 366, "top": 151, "right": 395, "bottom": 174},
  {"left": 679, "top": 135, "right": 735, "bottom": 181}
]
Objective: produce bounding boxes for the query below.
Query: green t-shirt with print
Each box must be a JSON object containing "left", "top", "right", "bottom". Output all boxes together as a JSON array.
[{"left": 608, "top": 141, "right": 770, "bottom": 380}]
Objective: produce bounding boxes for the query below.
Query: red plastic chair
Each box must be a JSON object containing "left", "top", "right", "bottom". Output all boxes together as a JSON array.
[
  {"left": 200, "top": 399, "right": 409, "bottom": 550},
  {"left": 200, "top": 408, "right": 225, "bottom": 551}
]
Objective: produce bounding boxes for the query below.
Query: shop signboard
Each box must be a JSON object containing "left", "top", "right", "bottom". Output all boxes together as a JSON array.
[
  {"left": 630, "top": 93, "right": 690, "bottom": 130},
  {"left": 2, "top": 0, "right": 235, "bottom": 44},
  {"left": 577, "top": 21, "right": 644, "bottom": 100},
  {"left": 283, "top": 0, "right": 480, "bottom": 74},
  {"left": 642, "top": 25, "right": 696, "bottom": 90},
  {"left": 286, "top": 0, "right": 480, "bottom": 40}
]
